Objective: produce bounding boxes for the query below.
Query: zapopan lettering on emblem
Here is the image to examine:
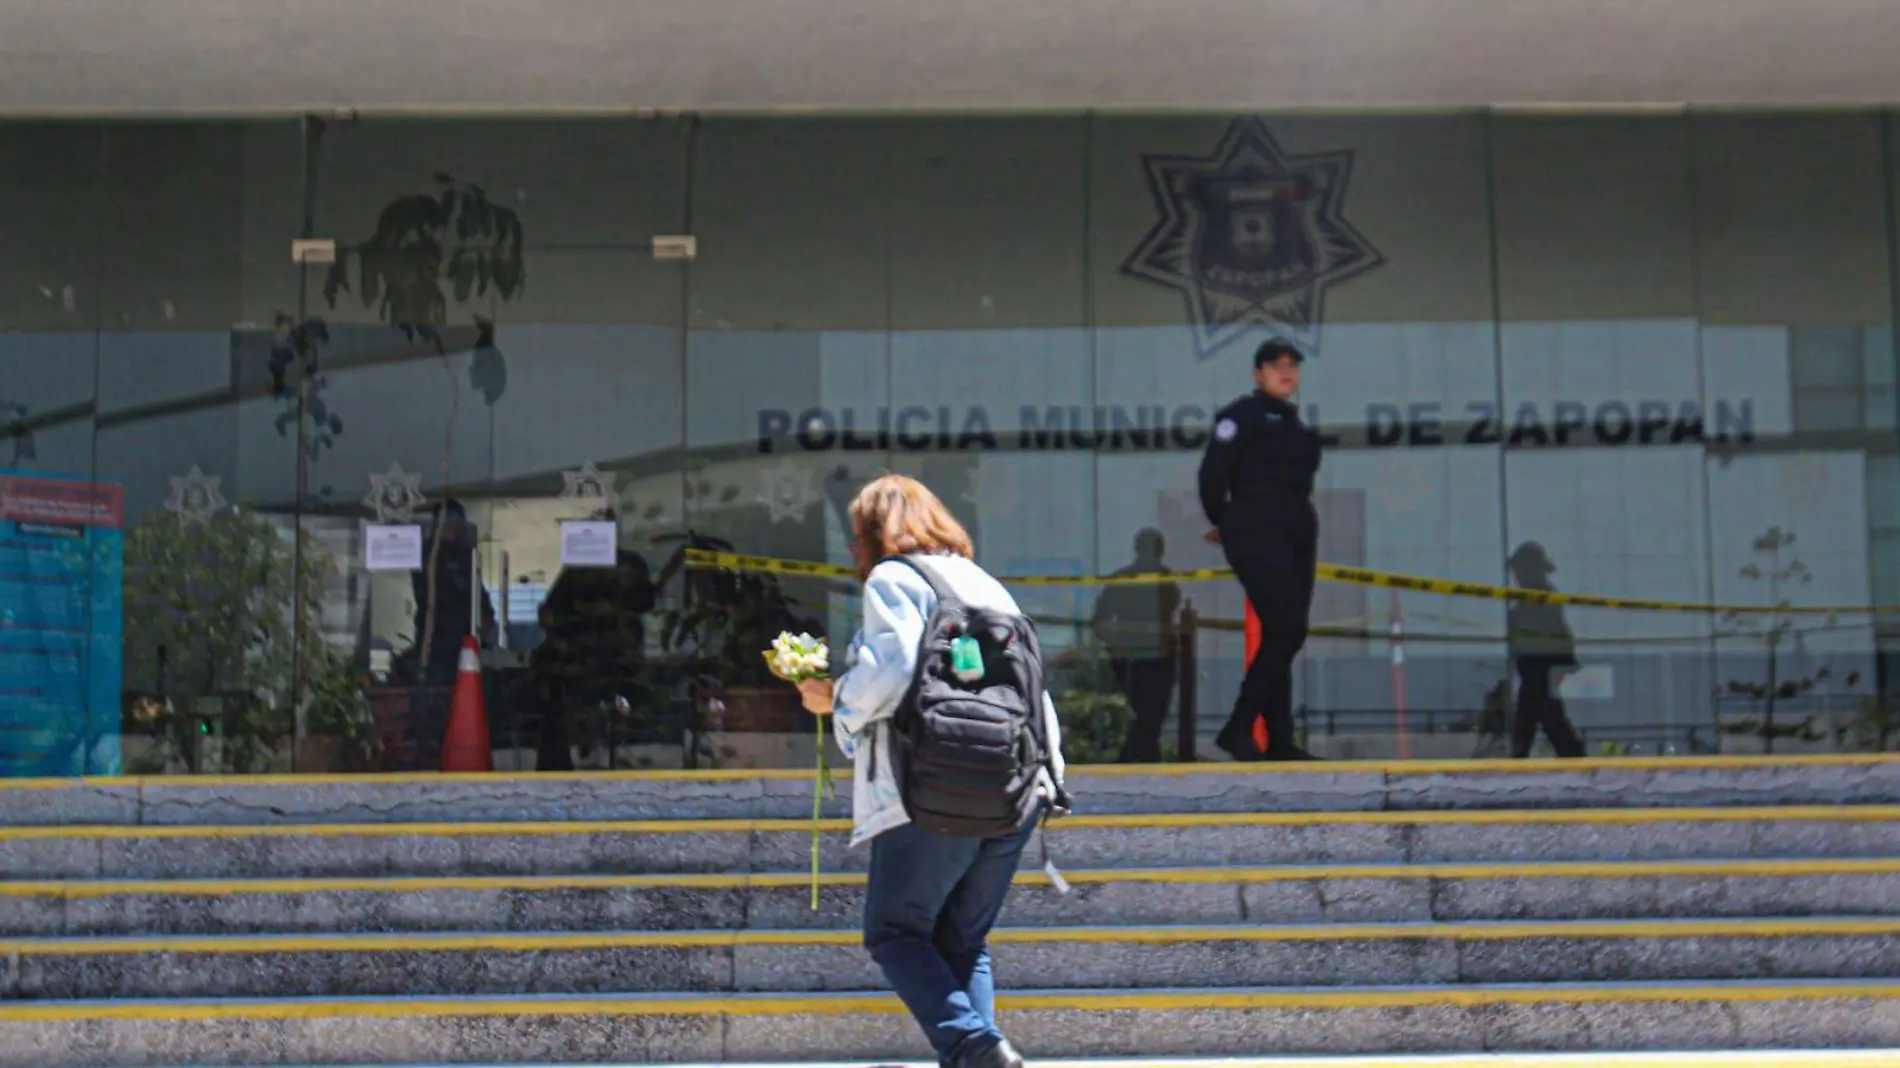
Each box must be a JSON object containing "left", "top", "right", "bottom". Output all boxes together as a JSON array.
[{"left": 1214, "top": 418, "right": 1239, "bottom": 443}]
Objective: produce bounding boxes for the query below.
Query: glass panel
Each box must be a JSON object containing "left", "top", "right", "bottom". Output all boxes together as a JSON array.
[
  {"left": 686, "top": 117, "right": 894, "bottom": 770},
  {"left": 303, "top": 117, "right": 690, "bottom": 772},
  {"left": 310, "top": 126, "right": 527, "bottom": 770},
  {"left": 885, "top": 117, "right": 1096, "bottom": 754},
  {"left": 8, "top": 108, "right": 1898, "bottom": 776},
  {"left": 1493, "top": 115, "right": 1712, "bottom": 758},
  {"left": 1697, "top": 114, "right": 1891, "bottom": 754},
  {"left": 0, "top": 124, "right": 110, "bottom": 775},
  {"left": 1091, "top": 114, "right": 1503, "bottom": 761},
  {"left": 485, "top": 239, "right": 689, "bottom": 771},
  {"left": 94, "top": 121, "right": 307, "bottom": 774}
]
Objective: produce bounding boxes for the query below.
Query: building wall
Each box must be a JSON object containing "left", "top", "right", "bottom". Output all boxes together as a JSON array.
[
  {"left": 2, "top": 113, "right": 1896, "bottom": 763},
  {"left": 7, "top": 0, "right": 1900, "bottom": 113}
]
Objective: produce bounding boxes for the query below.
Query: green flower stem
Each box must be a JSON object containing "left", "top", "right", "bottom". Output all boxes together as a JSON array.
[{"left": 810, "top": 701, "right": 832, "bottom": 911}]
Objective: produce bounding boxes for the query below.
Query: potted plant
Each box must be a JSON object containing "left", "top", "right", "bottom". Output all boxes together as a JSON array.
[
  {"left": 123, "top": 508, "right": 376, "bottom": 773},
  {"left": 299, "top": 649, "right": 381, "bottom": 771},
  {"left": 653, "top": 530, "right": 822, "bottom": 734}
]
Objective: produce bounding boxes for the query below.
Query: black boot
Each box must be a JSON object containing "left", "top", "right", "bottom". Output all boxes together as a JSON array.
[
  {"left": 966, "top": 1038, "right": 1025, "bottom": 1068},
  {"left": 1215, "top": 721, "right": 1264, "bottom": 762}
]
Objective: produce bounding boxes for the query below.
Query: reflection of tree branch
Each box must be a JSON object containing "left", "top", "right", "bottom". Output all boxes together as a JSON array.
[
  {"left": 416, "top": 362, "right": 461, "bottom": 676},
  {"left": 277, "top": 167, "right": 529, "bottom": 673},
  {"left": 1, "top": 401, "right": 34, "bottom": 464},
  {"left": 1718, "top": 526, "right": 1858, "bottom": 752}
]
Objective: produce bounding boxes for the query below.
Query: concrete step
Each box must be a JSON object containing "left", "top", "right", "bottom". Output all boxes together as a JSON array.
[
  {"left": 193, "top": 1057, "right": 1900, "bottom": 1068},
  {"left": 7, "top": 806, "right": 1894, "bottom": 880},
  {"left": 5, "top": 755, "right": 1896, "bottom": 827},
  {"left": 174, "top": 1048, "right": 1900, "bottom": 1056},
  {"left": 200, "top": 1056, "right": 1900, "bottom": 1068},
  {"left": 7, "top": 918, "right": 1900, "bottom": 999},
  {"left": 4, "top": 981, "right": 1900, "bottom": 1066},
  {"left": 7, "top": 857, "right": 1900, "bottom": 936}
]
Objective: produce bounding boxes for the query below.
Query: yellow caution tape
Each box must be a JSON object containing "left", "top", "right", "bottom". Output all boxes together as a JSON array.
[{"left": 682, "top": 548, "right": 1896, "bottom": 616}]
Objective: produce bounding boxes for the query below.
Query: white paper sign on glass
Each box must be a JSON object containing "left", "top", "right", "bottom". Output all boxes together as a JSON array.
[
  {"left": 560, "top": 520, "right": 618, "bottom": 568},
  {"left": 364, "top": 524, "right": 424, "bottom": 572}
]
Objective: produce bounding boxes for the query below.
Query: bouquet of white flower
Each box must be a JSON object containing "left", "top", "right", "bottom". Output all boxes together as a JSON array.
[
  {"left": 764, "top": 630, "right": 833, "bottom": 909},
  {"left": 763, "top": 631, "right": 829, "bottom": 683}
]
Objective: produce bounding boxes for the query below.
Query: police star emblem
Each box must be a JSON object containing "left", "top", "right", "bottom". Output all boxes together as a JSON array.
[
  {"left": 165, "top": 466, "right": 228, "bottom": 527},
  {"left": 364, "top": 462, "right": 427, "bottom": 523},
  {"left": 1122, "top": 118, "right": 1386, "bottom": 360},
  {"left": 756, "top": 460, "right": 822, "bottom": 525},
  {"left": 559, "top": 461, "right": 613, "bottom": 503}
]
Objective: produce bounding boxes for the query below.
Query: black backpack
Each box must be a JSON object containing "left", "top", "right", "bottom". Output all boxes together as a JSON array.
[{"left": 887, "top": 555, "right": 1054, "bottom": 838}]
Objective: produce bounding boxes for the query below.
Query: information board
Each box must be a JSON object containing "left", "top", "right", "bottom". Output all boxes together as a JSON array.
[{"left": 0, "top": 470, "right": 124, "bottom": 776}]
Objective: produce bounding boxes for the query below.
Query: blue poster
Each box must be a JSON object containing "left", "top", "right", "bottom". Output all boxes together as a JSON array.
[{"left": 0, "top": 470, "right": 124, "bottom": 777}]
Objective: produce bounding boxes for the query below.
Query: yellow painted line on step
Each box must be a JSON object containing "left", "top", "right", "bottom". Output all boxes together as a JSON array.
[
  {"left": 6, "top": 804, "right": 1897, "bottom": 843},
  {"left": 0, "top": 871, "right": 867, "bottom": 897},
  {"left": 1033, "top": 1048, "right": 1900, "bottom": 1056},
  {"left": 1025, "top": 855, "right": 1900, "bottom": 884},
  {"left": 2, "top": 751, "right": 1896, "bottom": 791},
  {"left": 11, "top": 855, "right": 1900, "bottom": 899},
  {"left": 1097, "top": 752, "right": 1900, "bottom": 776},
  {"left": 1048, "top": 1048, "right": 1900, "bottom": 1056},
  {"left": 9, "top": 917, "right": 1900, "bottom": 957},
  {"left": 1055, "top": 805, "right": 1900, "bottom": 829},
  {"left": 0, "top": 816, "right": 823, "bottom": 840},
  {"left": 0, "top": 769, "right": 821, "bottom": 789},
  {"left": 5, "top": 982, "right": 1900, "bottom": 1022}
]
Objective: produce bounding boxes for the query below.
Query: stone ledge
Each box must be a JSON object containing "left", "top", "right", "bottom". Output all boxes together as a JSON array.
[
  {"left": 1, "top": 988, "right": 1897, "bottom": 1067},
  {"left": 6, "top": 864, "right": 1900, "bottom": 937},
  {"left": 7, "top": 929, "right": 1898, "bottom": 1000},
  {"left": 6, "top": 811, "right": 1893, "bottom": 881},
  {"left": 4, "top": 757, "right": 1897, "bottom": 827}
]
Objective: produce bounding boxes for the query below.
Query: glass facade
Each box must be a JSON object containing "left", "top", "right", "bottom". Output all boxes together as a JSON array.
[{"left": 3, "top": 112, "right": 1896, "bottom": 775}]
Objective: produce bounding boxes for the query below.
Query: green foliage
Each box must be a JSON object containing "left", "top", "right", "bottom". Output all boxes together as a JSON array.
[
  {"left": 303, "top": 646, "right": 379, "bottom": 766},
  {"left": 653, "top": 530, "right": 820, "bottom": 691},
  {"left": 271, "top": 173, "right": 528, "bottom": 469},
  {"left": 1047, "top": 639, "right": 1133, "bottom": 764},
  {"left": 268, "top": 315, "right": 337, "bottom": 464},
  {"left": 122, "top": 510, "right": 376, "bottom": 772},
  {"left": 322, "top": 174, "right": 525, "bottom": 409}
]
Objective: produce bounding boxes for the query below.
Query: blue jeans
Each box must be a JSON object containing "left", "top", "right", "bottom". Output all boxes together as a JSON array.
[{"left": 863, "top": 810, "right": 1038, "bottom": 1067}]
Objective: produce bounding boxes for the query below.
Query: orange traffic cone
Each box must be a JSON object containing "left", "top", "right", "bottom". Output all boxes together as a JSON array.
[
  {"left": 441, "top": 635, "right": 493, "bottom": 772},
  {"left": 1243, "top": 599, "right": 1269, "bottom": 752}
]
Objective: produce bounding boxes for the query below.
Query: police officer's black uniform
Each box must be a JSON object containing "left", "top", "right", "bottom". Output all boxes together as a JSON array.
[{"left": 1198, "top": 339, "right": 1321, "bottom": 761}]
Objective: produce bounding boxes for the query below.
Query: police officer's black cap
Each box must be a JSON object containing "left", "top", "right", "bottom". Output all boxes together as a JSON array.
[{"left": 1254, "top": 339, "right": 1306, "bottom": 368}]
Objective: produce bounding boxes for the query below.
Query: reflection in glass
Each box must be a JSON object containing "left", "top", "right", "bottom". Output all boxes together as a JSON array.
[
  {"left": 1089, "top": 529, "right": 1182, "bottom": 763},
  {"left": 1, "top": 110, "right": 1897, "bottom": 776}
]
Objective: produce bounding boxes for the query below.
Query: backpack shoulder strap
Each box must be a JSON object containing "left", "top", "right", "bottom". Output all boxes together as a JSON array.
[{"left": 879, "top": 554, "right": 965, "bottom": 612}]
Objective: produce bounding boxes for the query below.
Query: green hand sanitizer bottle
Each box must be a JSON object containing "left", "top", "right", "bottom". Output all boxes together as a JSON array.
[{"left": 950, "top": 634, "right": 984, "bottom": 683}]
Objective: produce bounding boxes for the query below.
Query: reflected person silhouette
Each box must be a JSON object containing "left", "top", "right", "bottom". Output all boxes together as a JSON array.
[
  {"left": 400, "top": 499, "right": 496, "bottom": 770},
  {"left": 532, "top": 512, "right": 656, "bottom": 771},
  {"left": 1092, "top": 529, "right": 1181, "bottom": 763},
  {"left": 1506, "top": 541, "right": 1586, "bottom": 759}
]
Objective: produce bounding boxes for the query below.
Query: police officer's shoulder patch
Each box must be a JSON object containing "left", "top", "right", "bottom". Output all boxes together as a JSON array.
[{"left": 1214, "top": 418, "right": 1239, "bottom": 442}]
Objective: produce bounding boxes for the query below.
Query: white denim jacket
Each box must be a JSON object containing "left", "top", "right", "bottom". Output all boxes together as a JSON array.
[{"left": 831, "top": 554, "right": 1068, "bottom": 847}]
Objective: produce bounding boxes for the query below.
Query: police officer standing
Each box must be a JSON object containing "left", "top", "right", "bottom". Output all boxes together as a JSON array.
[{"left": 1199, "top": 338, "right": 1321, "bottom": 761}]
